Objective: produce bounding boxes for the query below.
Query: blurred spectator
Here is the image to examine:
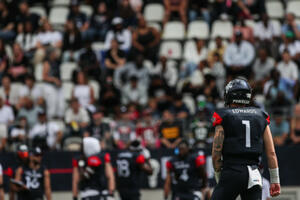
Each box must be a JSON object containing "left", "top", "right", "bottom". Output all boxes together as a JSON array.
[
  {"left": 188, "top": 0, "right": 210, "bottom": 24},
  {"left": 270, "top": 110, "right": 289, "bottom": 146},
  {"left": 117, "top": 0, "right": 137, "bottom": 27},
  {"left": 184, "top": 39, "right": 208, "bottom": 75},
  {"left": 252, "top": 48, "right": 275, "bottom": 82},
  {"left": 105, "top": 39, "right": 126, "bottom": 77},
  {"left": 210, "top": 53, "right": 226, "bottom": 94},
  {"left": 9, "top": 43, "right": 30, "bottom": 82},
  {"left": 113, "top": 106, "right": 136, "bottom": 149},
  {"left": 207, "top": 36, "right": 226, "bottom": 64},
  {"left": 83, "top": 108, "right": 113, "bottom": 149},
  {"left": 163, "top": 0, "right": 188, "bottom": 28},
  {"left": 121, "top": 76, "right": 148, "bottom": 106},
  {"left": 9, "top": 116, "right": 27, "bottom": 147},
  {"left": 114, "top": 54, "right": 150, "bottom": 88},
  {"left": 78, "top": 42, "right": 101, "bottom": 81},
  {"left": 0, "top": 75, "right": 21, "bottom": 106},
  {"left": 211, "top": 0, "right": 237, "bottom": 23},
  {"left": 254, "top": 14, "right": 280, "bottom": 43},
  {"left": 0, "top": 0, "right": 15, "bottom": 40},
  {"left": 34, "top": 20, "right": 62, "bottom": 65},
  {"left": 131, "top": 16, "right": 160, "bottom": 64},
  {"left": 136, "top": 109, "right": 160, "bottom": 149},
  {"left": 129, "top": 0, "right": 143, "bottom": 15},
  {"left": 224, "top": 30, "right": 255, "bottom": 78},
  {"left": 290, "top": 104, "right": 300, "bottom": 145},
  {"left": 202, "top": 75, "right": 220, "bottom": 103},
  {"left": 29, "top": 110, "right": 63, "bottom": 150},
  {"left": 236, "top": 0, "right": 266, "bottom": 18},
  {"left": 99, "top": 76, "right": 121, "bottom": 114},
  {"left": 187, "top": 60, "right": 210, "bottom": 87},
  {"left": 104, "top": 17, "right": 132, "bottom": 52},
  {"left": 65, "top": 98, "right": 90, "bottom": 135},
  {"left": 281, "top": 13, "right": 300, "bottom": 40},
  {"left": 0, "top": 39, "right": 9, "bottom": 83},
  {"left": 19, "top": 75, "right": 43, "bottom": 102},
  {"left": 159, "top": 110, "right": 183, "bottom": 149},
  {"left": 67, "top": 0, "right": 89, "bottom": 41},
  {"left": 42, "top": 48, "right": 65, "bottom": 119},
  {"left": 0, "top": 95, "right": 14, "bottom": 125},
  {"left": 170, "top": 94, "right": 189, "bottom": 120},
  {"left": 88, "top": 2, "right": 111, "bottom": 41},
  {"left": 279, "top": 31, "right": 300, "bottom": 60},
  {"left": 15, "top": 21, "right": 37, "bottom": 58},
  {"left": 151, "top": 56, "right": 178, "bottom": 88},
  {"left": 17, "top": 97, "right": 41, "bottom": 129},
  {"left": 62, "top": 20, "right": 82, "bottom": 62},
  {"left": 233, "top": 18, "right": 254, "bottom": 43},
  {"left": 16, "top": 1, "right": 40, "bottom": 32},
  {"left": 72, "top": 71, "right": 95, "bottom": 112},
  {"left": 277, "top": 50, "right": 298, "bottom": 82}
]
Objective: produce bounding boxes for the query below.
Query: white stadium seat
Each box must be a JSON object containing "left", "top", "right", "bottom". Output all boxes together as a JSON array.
[
  {"left": 92, "top": 42, "right": 105, "bottom": 52},
  {"left": 245, "top": 20, "right": 256, "bottom": 29},
  {"left": 29, "top": 6, "right": 47, "bottom": 17},
  {"left": 287, "top": 1, "right": 300, "bottom": 18},
  {"left": 163, "top": 21, "right": 185, "bottom": 40},
  {"left": 89, "top": 80, "right": 100, "bottom": 100},
  {"left": 270, "top": 19, "right": 282, "bottom": 36},
  {"left": 62, "top": 82, "right": 74, "bottom": 100},
  {"left": 266, "top": 1, "right": 284, "bottom": 19},
  {"left": 60, "top": 62, "right": 78, "bottom": 81},
  {"left": 208, "top": 39, "right": 228, "bottom": 50},
  {"left": 183, "top": 40, "right": 196, "bottom": 61},
  {"left": 211, "top": 20, "right": 233, "bottom": 39},
  {"left": 144, "top": 3, "right": 164, "bottom": 22},
  {"left": 80, "top": 5, "right": 93, "bottom": 17},
  {"left": 34, "top": 64, "right": 44, "bottom": 81},
  {"left": 148, "top": 22, "right": 161, "bottom": 32},
  {"left": 183, "top": 95, "right": 196, "bottom": 115},
  {"left": 49, "top": 7, "right": 69, "bottom": 25},
  {"left": 52, "top": 0, "right": 70, "bottom": 6},
  {"left": 187, "top": 20, "right": 209, "bottom": 39},
  {"left": 159, "top": 41, "right": 182, "bottom": 59}
]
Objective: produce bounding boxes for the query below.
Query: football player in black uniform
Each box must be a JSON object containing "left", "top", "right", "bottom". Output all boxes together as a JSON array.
[
  {"left": 72, "top": 137, "right": 115, "bottom": 200},
  {"left": 115, "top": 141, "right": 153, "bottom": 200},
  {"left": 211, "top": 78, "right": 281, "bottom": 200},
  {"left": 164, "top": 140, "right": 208, "bottom": 200},
  {"left": 14, "top": 147, "right": 52, "bottom": 200}
]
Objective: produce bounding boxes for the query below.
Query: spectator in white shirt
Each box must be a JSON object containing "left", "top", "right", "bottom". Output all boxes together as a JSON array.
[
  {"left": 0, "top": 75, "right": 22, "bottom": 106},
  {"left": 279, "top": 31, "right": 300, "bottom": 60},
  {"left": 277, "top": 50, "right": 298, "bottom": 81},
  {"left": 224, "top": 30, "right": 255, "bottom": 78},
  {"left": 121, "top": 76, "right": 148, "bottom": 106},
  {"left": 19, "top": 75, "right": 43, "bottom": 101},
  {"left": 104, "top": 17, "right": 132, "bottom": 52},
  {"left": 65, "top": 98, "right": 90, "bottom": 130},
  {"left": 29, "top": 110, "right": 63, "bottom": 150},
  {"left": 254, "top": 14, "right": 280, "bottom": 41},
  {"left": 252, "top": 48, "right": 275, "bottom": 82},
  {"left": 10, "top": 116, "right": 27, "bottom": 145},
  {"left": 15, "top": 21, "right": 37, "bottom": 56},
  {"left": 0, "top": 95, "right": 14, "bottom": 125}
]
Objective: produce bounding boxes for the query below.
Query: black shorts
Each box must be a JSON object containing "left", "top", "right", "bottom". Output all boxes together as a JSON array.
[
  {"left": 211, "top": 165, "right": 262, "bottom": 200},
  {"left": 172, "top": 192, "right": 201, "bottom": 200},
  {"left": 82, "top": 195, "right": 100, "bottom": 200},
  {"left": 118, "top": 189, "right": 140, "bottom": 200}
]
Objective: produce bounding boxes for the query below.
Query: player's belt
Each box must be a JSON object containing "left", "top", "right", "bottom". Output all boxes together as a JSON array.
[{"left": 80, "top": 189, "right": 100, "bottom": 198}]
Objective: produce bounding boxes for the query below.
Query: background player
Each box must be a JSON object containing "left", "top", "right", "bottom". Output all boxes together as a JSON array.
[
  {"left": 164, "top": 140, "right": 208, "bottom": 200},
  {"left": 211, "top": 78, "right": 280, "bottom": 199},
  {"left": 115, "top": 141, "right": 153, "bottom": 200},
  {"left": 14, "top": 147, "right": 51, "bottom": 200},
  {"left": 0, "top": 162, "right": 4, "bottom": 200},
  {"left": 72, "top": 137, "right": 115, "bottom": 200}
]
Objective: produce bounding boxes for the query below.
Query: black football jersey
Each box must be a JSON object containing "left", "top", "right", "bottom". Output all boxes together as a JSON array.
[
  {"left": 73, "top": 152, "right": 111, "bottom": 192},
  {"left": 115, "top": 150, "right": 146, "bottom": 192},
  {"left": 166, "top": 152, "right": 206, "bottom": 193},
  {"left": 18, "top": 165, "right": 45, "bottom": 200},
  {"left": 212, "top": 107, "right": 270, "bottom": 166}
]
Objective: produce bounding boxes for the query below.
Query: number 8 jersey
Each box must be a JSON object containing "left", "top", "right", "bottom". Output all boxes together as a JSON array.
[{"left": 212, "top": 107, "right": 270, "bottom": 166}]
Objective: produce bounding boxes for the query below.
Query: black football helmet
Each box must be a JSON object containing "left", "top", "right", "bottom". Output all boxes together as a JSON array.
[{"left": 224, "top": 78, "right": 252, "bottom": 106}]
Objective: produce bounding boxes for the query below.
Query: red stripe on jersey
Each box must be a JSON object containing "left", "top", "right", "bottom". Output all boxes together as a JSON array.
[
  {"left": 212, "top": 112, "right": 223, "bottom": 127},
  {"left": 166, "top": 161, "right": 173, "bottom": 170},
  {"left": 195, "top": 155, "right": 206, "bottom": 167},
  {"left": 104, "top": 153, "right": 111, "bottom": 163},
  {"left": 266, "top": 115, "right": 270, "bottom": 125},
  {"left": 49, "top": 168, "right": 73, "bottom": 174},
  {"left": 87, "top": 156, "right": 102, "bottom": 167},
  {"left": 3, "top": 167, "right": 13, "bottom": 177},
  {"left": 136, "top": 154, "right": 145, "bottom": 164},
  {"left": 72, "top": 158, "right": 78, "bottom": 167}
]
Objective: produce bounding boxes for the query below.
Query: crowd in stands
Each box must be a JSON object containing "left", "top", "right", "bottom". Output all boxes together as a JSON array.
[{"left": 0, "top": 0, "right": 299, "bottom": 152}]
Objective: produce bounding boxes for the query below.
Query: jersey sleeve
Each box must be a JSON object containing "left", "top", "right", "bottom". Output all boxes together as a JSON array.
[
  {"left": 212, "top": 110, "right": 225, "bottom": 127},
  {"left": 166, "top": 161, "right": 173, "bottom": 171},
  {"left": 87, "top": 156, "right": 102, "bottom": 167},
  {"left": 136, "top": 154, "right": 145, "bottom": 164},
  {"left": 104, "top": 153, "right": 111, "bottom": 163},
  {"left": 195, "top": 155, "right": 206, "bottom": 167},
  {"left": 72, "top": 158, "right": 78, "bottom": 167},
  {"left": 262, "top": 110, "right": 270, "bottom": 125}
]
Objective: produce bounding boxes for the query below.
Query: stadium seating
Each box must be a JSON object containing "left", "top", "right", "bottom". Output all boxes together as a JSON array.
[
  {"left": 187, "top": 20, "right": 209, "bottom": 40},
  {"left": 52, "top": 0, "right": 70, "bottom": 6},
  {"left": 211, "top": 20, "right": 233, "bottom": 39},
  {"left": 49, "top": 7, "right": 69, "bottom": 26},
  {"left": 183, "top": 40, "right": 196, "bottom": 61},
  {"left": 34, "top": 63, "right": 44, "bottom": 81},
  {"left": 266, "top": 1, "right": 284, "bottom": 19},
  {"left": 148, "top": 22, "right": 161, "bottom": 32},
  {"left": 29, "top": 6, "right": 47, "bottom": 17},
  {"left": 62, "top": 82, "right": 74, "bottom": 100},
  {"left": 163, "top": 21, "right": 185, "bottom": 40},
  {"left": 63, "top": 136, "right": 82, "bottom": 151},
  {"left": 89, "top": 80, "right": 100, "bottom": 100},
  {"left": 159, "top": 41, "right": 182, "bottom": 59},
  {"left": 60, "top": 62, "right": 78, "bottom": 81},
  {"left": 287, "top": 1, "right": 300, "bottom": 18},
  {"left": 183, "top": 95, "right": 196, "bottom": 115},
  {"left": 144, "top": 3, "right": 164, "bottom": 22},
  {"left": 245, "top": 20, "right": 256, "bottom": 29},
  {"left": 80, "top": 5, "right": 93, "bottom": 17}
]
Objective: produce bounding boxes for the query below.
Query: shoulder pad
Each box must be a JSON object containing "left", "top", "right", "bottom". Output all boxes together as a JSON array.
[{"left": 87, "top": 156, "right": 102, "bottom": 167}]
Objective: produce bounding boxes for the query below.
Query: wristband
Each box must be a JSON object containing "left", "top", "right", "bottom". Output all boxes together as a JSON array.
[
  {"left": 269, "top": 168, "right": 280, "bottom": 184},
  {"left": 215, "top": 171, "right": 221, "bottom": 183}
]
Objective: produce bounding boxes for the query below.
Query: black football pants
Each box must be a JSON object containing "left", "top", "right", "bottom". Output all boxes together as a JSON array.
[{"left": 211, "top": 165, "right": 262, "bottom": 200}]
